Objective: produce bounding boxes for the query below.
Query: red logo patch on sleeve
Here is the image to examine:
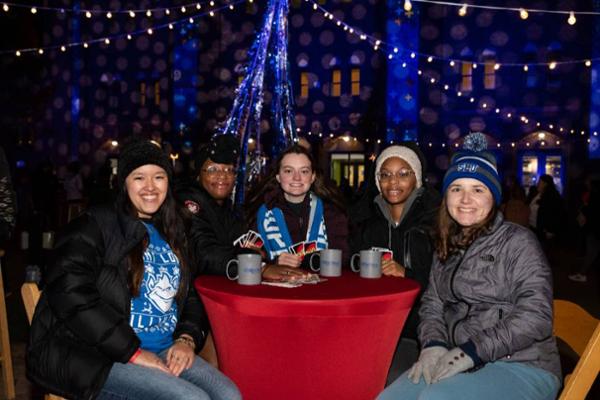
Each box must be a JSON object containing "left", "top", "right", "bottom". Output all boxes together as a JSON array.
[{"left": 184, "top": 200, "right": 200, "bottom": 214}]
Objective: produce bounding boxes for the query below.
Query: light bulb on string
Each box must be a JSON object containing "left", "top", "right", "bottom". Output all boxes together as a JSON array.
[
  {"left": 106, "top": 12, "right": 112, "bottom": 19},
  {"left": 523, "top": 65, "right": 528, "bottom": 71},
  {"left": 210, "top": 1, "right": 215, "bottom": 6},
  {"left": 129, "top": 10, "right": 135, "bottom": 18},
  {"left": 404, "top": 0, "right": 412, "bottom": 12},
  {"left": 394, "top": 47, "right": 399, "bottom": 53},
  {"left": 494, "top": 63, "right": 500, "bottom": 70},
  {"left": 312, "top": 3, "right": 317, "bottom": 10},
  {"left": 61, "top": 45, "right": 66, "bottom": 52},
  {"left": 410, "top": 52, "right": 416, "bottom": 58},
  {"left": 549, "top": 61, "right": 557, "bottom": 70},
  {"left": 147, "top": 28, "right": 153, "bottom": 35},
  {"left": 229, "top": 4, "right": 234, "bottom": 10},
  {"left": 427, "top": 56, "right": 433, "bottom": 62},
  {"left": 568, "top": 11, "right": 576, "bottom": 25},
  {"left": 458, "top": 4, "right": 467, "bottom": 17},
  {"left": 168, "top": 23, "right": 174, "bottom": 29},
  {"left": 127, "top": 34, "right": 132, "bottom": 40},
  {"left": 83, "top": 42, "right": 89, "bottom": 48},
  {"left": 585, "top": 60, "right": 592, "bottom": 67},
  {"left": 85, "top": 11, "right": 92, "bottom": 18},
  {"left": 472, "top": 63, "right": 477, "bottom": 69},
  {"left": 2, "top": 4, "right": 9, "bottom": 12},
  {"left": 38, "top": 49, "right": 43, "bottom": 54},
  {"left": 146, "top": 10, "right": 152, "bottom": 17},
  {"left": 196, "top": 3, "right": 202, "bottom": 10},
  {"left": 181, "top": 6, "right": 187, "bottom": 13},
  {"left": 449, "top": 60, "right": 455, "bottom": 67},
  {"left": 31, "top": 7, "right": 37, "bottom": 14},
  {"left": 104, "top": 38, "right": 110, "bottom": 45},
  {"left": 519, "top": 9, "right": 528, "bottom": 20},
  {"left": 165, "top": 9, "right": 170, "bottom": 15},
  {"left": 209, "top": 11, "right": 215, "bottom": 17},
  {"left": 15, "top": 50, "right": 20, "bottom": 56},
  {"left": 189, "top": 17, "right": 194, "bottom": 23}
]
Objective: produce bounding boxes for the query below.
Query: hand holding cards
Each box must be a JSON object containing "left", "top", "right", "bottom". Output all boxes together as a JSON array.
[
  {"left": 288, "top": 240, "right": 319, "bottom": 258},
  {"left": 233, "top": 230, "right": 264, "bottom": 249}
]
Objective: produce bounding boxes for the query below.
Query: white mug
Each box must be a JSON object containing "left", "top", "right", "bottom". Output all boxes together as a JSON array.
[
  {"left": 309, "top": 249, "right": 342, "bottom": 277},
  {"left": 226, "top": 254, "right": 262, "bottom": 285},
  {"left": 350, "top": 250, "right": 382, "bottom": 279}
]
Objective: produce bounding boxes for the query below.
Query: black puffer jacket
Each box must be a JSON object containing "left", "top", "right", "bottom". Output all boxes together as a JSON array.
[
  {"left": 351, "top": 186, "right": 441, "bottom": 339},
  {"left": 26, "top": 205, "right": 208, "bottom": 400},
  {"left": 175, "top": 183, "right": 246, "bottom": 276}
]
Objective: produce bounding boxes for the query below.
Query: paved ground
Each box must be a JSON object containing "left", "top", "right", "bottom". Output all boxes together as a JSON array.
[{"left": 1, "top": 234, "right": 598, "bottom": 399}]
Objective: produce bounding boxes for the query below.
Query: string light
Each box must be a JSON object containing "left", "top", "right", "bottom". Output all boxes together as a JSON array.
[
  {"left": 2, "top": 4, "right": 8, "bottom": 12},
  {"left": 404, "top": 0, "right": 412, "bottom": 12},
  {"left": 519, "top": 9, "right": 528, "bottom": 20},
  {"left": 146, "top": 10, "right": 152, "bottom": 17},
  {"left": 458, "top": 4, "right": 467, "bottom": 17},
  {"left": 128, "top": 10, "right": 135, "bottom": 18},
  {"left": 568, "top": 11, "right": 576, "bottom": 25},
  {"left": 30, "top": 7, "right": 37, "bottom": 14},
  {"left": 549, "top": 61, "right": 557, "bottom": 70},
  {"left": 85, "top": 10, "right": 92, "bottom": 18},
  {"left": 106, "top": 12, "right": 112, "bottom": 19}
]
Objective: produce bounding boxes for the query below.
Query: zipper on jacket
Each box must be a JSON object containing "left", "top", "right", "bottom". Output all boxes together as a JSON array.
[
  {"left": 499, "top": 309, "right": 503, "bottom": 320},
  {"left": 448, "top": 252, "right": 471, "bottom": 346}
]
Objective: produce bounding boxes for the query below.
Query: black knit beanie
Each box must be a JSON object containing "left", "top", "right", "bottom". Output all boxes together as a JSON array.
[
  {"left": 194, "top": 134, "right": 240, "bottom": 176},
  {"left": 117, "top": 138, "right": 173, "bottom": 189}
]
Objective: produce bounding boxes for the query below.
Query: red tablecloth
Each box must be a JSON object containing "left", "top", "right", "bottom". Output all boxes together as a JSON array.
[{"left": 195, "top": 271, "right": 420, "bottom": 400}]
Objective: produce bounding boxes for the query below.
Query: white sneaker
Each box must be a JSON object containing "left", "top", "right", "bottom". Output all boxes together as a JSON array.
[{"left": 568, "top": 273, "right": 588, "bottom": 283}]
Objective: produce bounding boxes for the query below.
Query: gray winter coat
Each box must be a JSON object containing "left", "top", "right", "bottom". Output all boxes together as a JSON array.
[{"left": 418, "top": 213, "right": 561, "bottom": 380}]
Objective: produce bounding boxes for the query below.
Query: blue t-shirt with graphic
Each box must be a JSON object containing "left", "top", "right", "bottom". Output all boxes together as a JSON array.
[{"left": 129, "top": 222, "right": 180, "bottom": 353}]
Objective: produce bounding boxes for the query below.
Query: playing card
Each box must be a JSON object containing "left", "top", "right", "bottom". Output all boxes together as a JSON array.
[
  {"left": 371, "top": 247, "right": 394, "bottom": 262},
  {"left": 303, "top": 241, "right": 318, "bottom": 255},
  {"left": 233, "top": 233, "right": 248, "bottom": 246},
  {"left": 290, "top": 241, "right": 305, "bottom": 256}
]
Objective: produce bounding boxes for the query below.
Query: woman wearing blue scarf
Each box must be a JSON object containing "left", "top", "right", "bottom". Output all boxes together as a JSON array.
[{"left": 246, "top": 145, "right": 349, "bottom": 268}]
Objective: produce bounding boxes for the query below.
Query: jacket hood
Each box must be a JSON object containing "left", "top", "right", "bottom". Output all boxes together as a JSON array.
[{"left": 374, "top": 186, "right": 424, "bottom": 227}]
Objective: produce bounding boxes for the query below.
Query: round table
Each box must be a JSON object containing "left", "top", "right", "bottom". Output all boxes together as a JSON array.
[{"left": 195, "top": 271, "right": 420, "bottom": 400}]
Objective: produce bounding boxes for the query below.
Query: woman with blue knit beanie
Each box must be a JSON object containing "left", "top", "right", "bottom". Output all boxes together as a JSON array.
[{"left": 378, "top": 133, "right": 561, "bottom": 400}]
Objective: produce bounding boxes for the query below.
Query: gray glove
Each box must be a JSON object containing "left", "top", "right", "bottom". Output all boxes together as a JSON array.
[
  {"left": 407, "top": 346, "right": 448, "bottom": 384},
  {"left": 431, "top": 347, "right": 475, "bottom": 383}
]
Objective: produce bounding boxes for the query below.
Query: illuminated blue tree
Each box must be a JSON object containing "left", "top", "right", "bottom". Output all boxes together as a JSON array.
[{"left": 219, "top": 0, "right": 296, "bottom": 205}]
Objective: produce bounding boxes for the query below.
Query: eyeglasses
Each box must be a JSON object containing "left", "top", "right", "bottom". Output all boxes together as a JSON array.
[
  {"left": 376, "top": 169, "right": 415, "bottom": 182},
  {"left": 202, "top": 166, "right": 236, "bottom": 177}
]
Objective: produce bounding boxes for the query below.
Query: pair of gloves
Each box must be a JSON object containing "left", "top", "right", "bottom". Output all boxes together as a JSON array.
[{"left": 407, "top": 346, "right": 474, "bottom": 384}]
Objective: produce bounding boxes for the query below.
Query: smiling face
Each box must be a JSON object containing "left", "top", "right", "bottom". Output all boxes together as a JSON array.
[
  {"left": 378, "top": 157, "right": 417, "bottom": 206},
  {"left": 276, "top": 153, "right": 316, "bottom": 203},
  {"left": 446, "top": 178, "right": 494, "bottom": 228},
  {"left": 199, "top": 159, "right": 236, "bottom": 204},
  {"left": 125, "top": 164, "right": 169, "bottom": 218}
]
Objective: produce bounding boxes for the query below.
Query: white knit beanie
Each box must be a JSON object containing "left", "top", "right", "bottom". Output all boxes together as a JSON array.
[{"left": 375, "top": 145, "right": 423, "bottom": 192}]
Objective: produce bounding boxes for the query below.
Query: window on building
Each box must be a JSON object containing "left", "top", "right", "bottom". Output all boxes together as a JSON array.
[
  {"left": 351, "top": 68, "right": 360, "bottom": 96},
  {"left": 484, "top": 62, "right": 496, "bottom": 89},
  {"left": 331, "top": 69, "right": 341, "bottom": 97},
  {"left": 300, "top": 72, "right": 309, "bottom": 99},
  {"left": 461, "top": 63, "right": 472, "bottom": 92}
]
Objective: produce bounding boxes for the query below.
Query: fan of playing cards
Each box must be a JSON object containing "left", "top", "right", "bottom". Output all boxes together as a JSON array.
[
  {"left": 233, "top": 230, "right": 264, "bottom": 249},
  {"left": 288, "top": 240, "right": 319, "bottom": 259},
  {"left": 263, "top": 272, "right": 324, "bottom": 288}
]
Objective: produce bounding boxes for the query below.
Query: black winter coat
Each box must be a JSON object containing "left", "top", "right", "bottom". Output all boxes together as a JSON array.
[
  {"left": 351, "top": 186, "right": 440, "bottom": 339},
  {"left": 175, "top": 184, "right": 246, "bottom": 276},
  {"left": 26, "top": 206, "right": 208, "bottom": 400}
]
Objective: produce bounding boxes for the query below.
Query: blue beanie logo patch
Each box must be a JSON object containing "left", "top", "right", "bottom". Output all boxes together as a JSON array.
[{"left": 457, "top": 162, "right": 479, "bottom": 173}]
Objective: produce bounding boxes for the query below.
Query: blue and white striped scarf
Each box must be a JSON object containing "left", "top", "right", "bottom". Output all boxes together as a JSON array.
[{"left": 257, "top": 193, "right": 328, "bottom": 259}]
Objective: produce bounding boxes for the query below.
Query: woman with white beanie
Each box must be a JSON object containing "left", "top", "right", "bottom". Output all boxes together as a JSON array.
[{"left": 352, "top": 142, "right": 440, "bottom": 383}]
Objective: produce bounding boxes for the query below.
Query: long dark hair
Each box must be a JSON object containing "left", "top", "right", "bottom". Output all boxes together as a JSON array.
[
  {"left": 245, "top": 144, "right": 346, "bottom": 226},
  {"left": 435, "top": 196, "right": 497, "bottom": 262},
  {"left": 117, "top": 174, "right": 190, "bottom": 303}
]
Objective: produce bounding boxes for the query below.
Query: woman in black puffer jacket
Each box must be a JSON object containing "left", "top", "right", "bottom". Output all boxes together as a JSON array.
[
  {"left": 351, "top": 143, "right": 440, "bottom": 382},
  {"left": 26, "top": 139, "right": 240, "bottom": 400}
]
